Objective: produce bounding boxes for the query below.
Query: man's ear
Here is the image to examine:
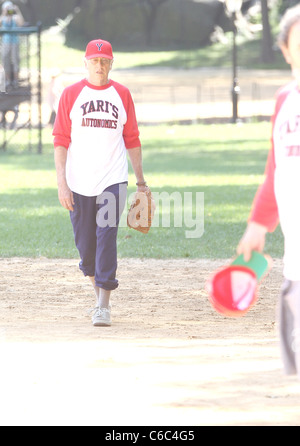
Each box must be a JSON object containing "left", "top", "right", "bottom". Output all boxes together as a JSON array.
[{"left": 281, "top": 44, "right": 292, "bottom": 65}]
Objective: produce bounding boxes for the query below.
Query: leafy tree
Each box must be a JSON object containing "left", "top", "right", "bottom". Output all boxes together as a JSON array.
[
  {"left": 10, "top": 0, "right": 284, "bottom": 59},
  {"left": 277, "top": 0, "right": 299, "bottom": 16}
]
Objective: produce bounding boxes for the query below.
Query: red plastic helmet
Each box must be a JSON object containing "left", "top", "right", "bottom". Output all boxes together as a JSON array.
[{"left": 207, "top": 265, "right": 258, "bottom": 317}]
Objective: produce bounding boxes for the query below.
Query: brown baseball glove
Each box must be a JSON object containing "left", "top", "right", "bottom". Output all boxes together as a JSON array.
[{"left": 127, "top": 187, "right": 155, "bottom": 234}]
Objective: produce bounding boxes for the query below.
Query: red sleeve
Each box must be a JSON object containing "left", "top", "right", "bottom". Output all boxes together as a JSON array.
[
  {"left": 52, "top": 81, "right": 84, "bottom": 149},
  {"left": 249, "top": 145, "right": 279, "bottom": 232},
  {"left": 111, "top": 81, "right": 141, "bottom": 149},
  {"left": 249, "top": 84, "right": 293, "bottom": 232}
]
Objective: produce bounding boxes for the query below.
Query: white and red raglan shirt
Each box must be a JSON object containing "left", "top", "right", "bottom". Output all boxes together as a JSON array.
[
  {"left": 250, "top": 80, "right": 300, "bottom": 280},
  {"left": 53, "top": 78, "right": 141, "bottom": 197}
]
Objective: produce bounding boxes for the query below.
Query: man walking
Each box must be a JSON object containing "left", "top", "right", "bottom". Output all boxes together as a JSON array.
[{"left": 53, "top": 39, "right": 148, "bottom": 327}]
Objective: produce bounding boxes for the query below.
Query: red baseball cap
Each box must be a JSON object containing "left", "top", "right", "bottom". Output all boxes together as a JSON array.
[
  {"left": 207, "top": 265, "right": 258, "bottom": 317},
  {"left": 85, "top": 39, "right": 113, "bottom": 60}
]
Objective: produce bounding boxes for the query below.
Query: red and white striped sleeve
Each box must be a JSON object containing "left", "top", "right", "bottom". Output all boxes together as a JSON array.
[
  {"left": 111, "top": 81, "right": 141, "bottom": 149},
  {"left": 53, "top": 80, "right": 85, "bottom": 149},
  {"left": 249, "top": 84, "right": 295, "bottom": 231},
  {"left": 249, "top": 144, "right": 279, "bottom": 232},
  {"left": 249, "top": 85, "right": 292, "bottom": 232}
]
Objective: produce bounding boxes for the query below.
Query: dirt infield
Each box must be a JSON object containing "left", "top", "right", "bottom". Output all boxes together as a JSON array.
[{"left": 0, "top": 256, "right": 300, "bottom": 426}]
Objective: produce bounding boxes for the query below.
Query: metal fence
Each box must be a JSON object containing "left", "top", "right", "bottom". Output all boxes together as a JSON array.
[
  {"left": 51, "top": 67, "right": 292, "bottom": 128},
  {"left": 0, "top": 24, "right": 42, "bottom": 152},
  {"left": 122, "top": 72, "right": 291, "bottom": 125},
  {"left": 106, "top": 68, "right": 291, "bottom": 125}
]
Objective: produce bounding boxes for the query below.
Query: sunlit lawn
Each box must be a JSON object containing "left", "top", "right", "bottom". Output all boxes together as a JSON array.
[
  {"left": 0, "top": 123, "right": 284, "bottom": 259},
  {"left": 40, "top": 31, "right": 288, "bottom": 71}
]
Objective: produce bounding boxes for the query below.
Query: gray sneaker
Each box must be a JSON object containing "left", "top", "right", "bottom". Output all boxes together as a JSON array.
[{"left": 91, "top": 306, "right": 111, "bottom": 327}]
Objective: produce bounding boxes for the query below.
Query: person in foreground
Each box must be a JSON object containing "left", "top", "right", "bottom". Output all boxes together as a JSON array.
[
  {"left": 237, "top": 4, "right": 300, "bottom": 378},
  {"left": 53, "top": 39, "right": 148, "bottom": 327}
]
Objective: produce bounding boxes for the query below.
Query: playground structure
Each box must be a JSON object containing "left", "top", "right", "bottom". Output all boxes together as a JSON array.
[{"left": 0, "top": 23, "right": 42, "bottom": 153}]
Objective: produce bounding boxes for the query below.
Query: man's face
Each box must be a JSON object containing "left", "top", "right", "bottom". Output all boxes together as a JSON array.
[{"left": 85, "top": 57, "right": 113, "bottom": 86}]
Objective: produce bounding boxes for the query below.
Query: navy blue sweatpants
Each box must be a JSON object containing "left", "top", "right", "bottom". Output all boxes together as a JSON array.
[{"left": 70, "top": 182, "right": 127, "bottom": 291}]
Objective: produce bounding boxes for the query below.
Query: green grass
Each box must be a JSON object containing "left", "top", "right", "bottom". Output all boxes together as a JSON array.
[
  {"left": 0, "top": 123, "right": 284, "bottom": 260},
  {"left": 40, "top": 32, "right": 288, "bottom": 71},
  {"left": 113, "top": 38, "right": 287, "bottom": 71}
]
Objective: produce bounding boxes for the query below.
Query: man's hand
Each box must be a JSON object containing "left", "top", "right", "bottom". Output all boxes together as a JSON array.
[
  {"left": 136, "top": 183, "right": 148, "bottom": 193},
  {"left": 58, "top": 182, "right": 74, "bottom": 211},
  {"left": 54, "top": 145, "right": 74, "bottom": 211}
]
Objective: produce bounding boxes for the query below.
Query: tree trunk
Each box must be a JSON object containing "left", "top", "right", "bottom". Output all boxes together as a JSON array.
[
  {"left": 139, "top": 0, "right": 169, "bottom": 46},
  {"left": 22, "top": 0, "right": 37, "bottom": 24},
  {"left": 260, "top": 0, "right": 274, "bottom": 63}
]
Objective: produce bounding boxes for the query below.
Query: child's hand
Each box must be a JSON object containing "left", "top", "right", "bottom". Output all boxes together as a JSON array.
[{"left": 237, "top": 222, "right": 268, "bottom": 262}]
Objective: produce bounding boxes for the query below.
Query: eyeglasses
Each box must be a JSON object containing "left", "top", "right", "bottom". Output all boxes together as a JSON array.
[{"left": 89, "top": 58, "right": 112, "bottom": 66}]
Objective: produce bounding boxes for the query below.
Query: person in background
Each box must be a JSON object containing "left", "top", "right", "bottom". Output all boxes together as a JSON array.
[
  {"left": 0, "top": 1, "right": 24, "bottom": 88},
  {"left": 47, "top": 69, "right": 64, "bottom": 126}
]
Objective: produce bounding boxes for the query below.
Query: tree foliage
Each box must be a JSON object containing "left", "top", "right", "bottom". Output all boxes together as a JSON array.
[
  {"left": 9, "top": 0, "right": 289, "bottom": 64},
  {"left": 12, "top": 0, "right": 231, "bottom": 49}
]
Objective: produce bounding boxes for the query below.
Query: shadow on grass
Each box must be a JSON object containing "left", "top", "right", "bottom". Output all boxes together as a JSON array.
[
  {"left": 0, "top": 184, "right": 284, "bottom": 259},
  {"left": 0, "top": 143, "right": 269, "bottom": 176}
]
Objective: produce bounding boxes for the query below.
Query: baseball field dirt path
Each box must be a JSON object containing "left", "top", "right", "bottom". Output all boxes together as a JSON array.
[{"left": 0, "top": 256, "right": 299, "bottom": 426}]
